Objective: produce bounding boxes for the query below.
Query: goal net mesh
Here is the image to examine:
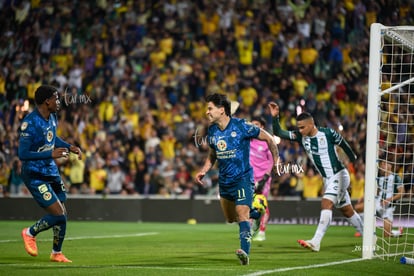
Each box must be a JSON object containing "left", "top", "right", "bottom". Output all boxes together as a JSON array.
[{"left": 375, "top": 26, "right": 414, "bottom": 261}]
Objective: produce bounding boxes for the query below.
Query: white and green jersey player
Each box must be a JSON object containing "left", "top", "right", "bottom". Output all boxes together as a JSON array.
[
  {"left": 376, "top": 161, "right": 404, "bottom": 219},
  {"left": 273, "top": 117, "right": 357, "bottom": 179},
  {"left": 268, "top": 102, "right": 363, "bottom": 252},
  {"left": 375, "top": 160, "right": 404, "bottom": 237},
  {"left": 272, "top": 112, "right": 357, "bottom": 204}
]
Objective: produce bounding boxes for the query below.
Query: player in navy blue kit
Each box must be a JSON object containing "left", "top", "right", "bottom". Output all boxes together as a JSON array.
[
  {"left": 195, "top": 93, "right": 279, "bottom": 265},
  {"left": 18, "top": 85, "right": 82, "bottom": 263}
]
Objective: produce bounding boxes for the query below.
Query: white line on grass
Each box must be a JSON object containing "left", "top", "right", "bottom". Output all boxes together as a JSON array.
[
  {"left": 0, "top": 263, "right": 237, "bottom": 272},
  {"left": 0, "top": 232, "right": 158, "bottom": 243},
  {"left": 242, "top": 258, "right": 365, "bottom": 276}
]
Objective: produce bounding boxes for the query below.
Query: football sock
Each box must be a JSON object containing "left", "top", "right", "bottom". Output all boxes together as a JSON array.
[
  {"left": 312, "top": 209, "right": 332, "bottom": 245},
  {"left": 30, "top": 214, "right": 67, "bottom": 236},
  {"left": 249, "top": 209, "right": 261, "bottom": 220},
  {"left": 358, "top": 213, "right": 364, "bottom": 223},
  {"left": 26, "top": 228, "right": 34, "bottom": 237},
  {"left": 239, "top": 221, "right": 251, "bottom": 255},
  {"left": 347, "top": 212, "right": 364, "bottom": 235},
  {"left": 391, "top": 229, "right": 402, "bottom": 237},
  {"left": 52, "top": 222, "right": 67, "bottom": 252}
]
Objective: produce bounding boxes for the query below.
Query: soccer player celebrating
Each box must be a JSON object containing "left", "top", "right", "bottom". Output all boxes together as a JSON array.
[
  {"left": 195, "top": 93, "right": 279, "bottom": 265},
  {"left": 18, "top": 85, "right": 82, "bottom": 262},
  {"left": 250, "top": 116, "right": 275, "bottom": 242},
  {"left": 268, "top": 102, "right": 363, "bottom": 252}
]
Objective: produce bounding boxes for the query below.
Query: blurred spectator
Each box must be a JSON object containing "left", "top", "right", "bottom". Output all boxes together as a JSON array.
[
  {"left": 106, "top": 160, "right": 126, "bottom": 195},
  {"left": 67, "top": 151, "right": 86, "bottom": 194},
  {"left": 302, "top": 168, "right": 323, "bottom": 199},
  {"left": 8, "top": 157, "right": 24, "bottom": 195},
  {"left": 88, "top": 155, "right": 107, "bottom": 195},
  {"left": 0, "top": 157, "right": 10, "bottom": 197},
  {"left": 350, "top": 169, "right": 365, "bottom": 200},
  {"left": 136, "top": 172, "right": 156, "bottom": 196}
]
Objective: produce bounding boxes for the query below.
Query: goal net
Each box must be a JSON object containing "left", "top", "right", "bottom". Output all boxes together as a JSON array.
[{"left": 364, "top": 23, "right": 414, "bottom": 260}]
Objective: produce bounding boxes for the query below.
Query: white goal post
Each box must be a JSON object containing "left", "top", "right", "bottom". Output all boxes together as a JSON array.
[{"left": 364, "top": 23, "right": 414, "bottom": 260}]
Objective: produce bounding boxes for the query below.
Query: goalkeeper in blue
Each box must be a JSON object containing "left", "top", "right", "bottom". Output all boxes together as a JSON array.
[
  {"left": 268, "top": 102, "right": 363, "bottom": 252},
  {"left": 195, "top": 93, "right": 279, "bottom": 265},
  {"left": 18, "top": 85, "right": 82, "bottom": 263}
]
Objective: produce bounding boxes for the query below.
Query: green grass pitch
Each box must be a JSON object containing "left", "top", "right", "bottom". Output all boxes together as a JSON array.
[{"left": 0, "top": 221, "right": 412, "bottom": 275}]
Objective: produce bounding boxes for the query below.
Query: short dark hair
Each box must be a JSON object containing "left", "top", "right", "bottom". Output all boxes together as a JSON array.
[
  {"left": 205, "top": 93, "right": 231, "bottom": 116},
  {"left": 251, "top": 116, "right": 266, "bottom": 127},
  {"left": 34, "top": 85, "right": 58, "bottom": 105},
  {"left": 296, "top": 112, "right": 313, "bottom": 121}
]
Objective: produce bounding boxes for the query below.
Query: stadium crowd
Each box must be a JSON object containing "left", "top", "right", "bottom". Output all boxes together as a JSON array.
[{"left": 0, "top": 0, "right": 413, "bottom": 199}]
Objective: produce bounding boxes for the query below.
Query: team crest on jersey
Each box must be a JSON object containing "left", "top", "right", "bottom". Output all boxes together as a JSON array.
[
  {"left": 231, "top": 131, "right": 237, "bottom": 137},
  {"left": 21, "top": 122, "right": 28, "bottom": 131},
  {"left": 319, "top": 137, "right": 326, "bottom": 145},
  {"left": 46, "top": 130, "right": 53, "bottom": 142},
  {"left": 43, "top": 192, "right": 52, "bottom": 201},
  {"left": 216, "top": 140, "right": 227, "bottom": 151}
]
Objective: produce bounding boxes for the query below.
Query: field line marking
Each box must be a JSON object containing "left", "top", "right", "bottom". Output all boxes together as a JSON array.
[
  {"left": 242, "top": 258, "right": 365, "bottom": 276},
  {"left": 0, "top": 232, "right": 158, "bottom": 243},
  {"left": 0, "top": 263, "right": 235, "bottom": 272}
]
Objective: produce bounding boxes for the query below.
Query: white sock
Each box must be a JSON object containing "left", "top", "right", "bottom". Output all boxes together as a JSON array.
[
  {"left": 391, "top": 229, "right": 402, "bottom": 237},
  {"left": 312, "top": 209, "right": 332, "bottom": 245},
  {"left": 347, "top": 212, "right": 364, "bottom": 235},
  {"left": 359, "top": 213, "right": 364, "bottom": 223},
  {"left": 26, "top": 228, "right": 33, "bottom": 237}
]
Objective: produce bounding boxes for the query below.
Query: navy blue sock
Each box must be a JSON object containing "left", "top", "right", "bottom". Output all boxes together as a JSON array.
[
  {"left": 249, "top": 209, "right": 261, "bottom": 220},
  {"left": 29, "top": 214, "right": 66, "bottom": 237},
  {"left": 52, "top": 221, "right": 67, "bottom": 252},
  {"left": 239, "top": 221, "right": 251, "bottom": 255}
]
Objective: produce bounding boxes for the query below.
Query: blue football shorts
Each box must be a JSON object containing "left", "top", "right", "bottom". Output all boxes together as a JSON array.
[
  {"left": 219, "top": 175, "right": 254, "bottom": 207},
  {"left": 22, "top": 173, "right": 67, "bottom": 208}
]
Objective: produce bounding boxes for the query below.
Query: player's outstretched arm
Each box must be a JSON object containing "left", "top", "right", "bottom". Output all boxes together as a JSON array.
[
  {"left": 268, "top": 102, "right": 291, "bottom": 140},
  {"left": 257, "top": 128, "right": 280, "bottom": 175},
  {"left": 18, "top": 136, "right": 54, "bottom": 160},
  {"left": 338, "top": 138, "right": 357, "bottom": 162},
  {"left": 257, "top": 129, "right": 279, "bottom": 159},
  {"left": 268, "top": 102, "right": 280, "bottom": 118}
]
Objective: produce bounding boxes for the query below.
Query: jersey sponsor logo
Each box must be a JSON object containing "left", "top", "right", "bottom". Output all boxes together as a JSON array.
[
  {"left": 216, "top": 140, "right": 227, "bottom": 151},
  {"left": 38, "top": 184, "right": 49, "bottom": 193},
  {"left": 37, "top": 144, "right": 54, "bottom": 152},
  {"left": 43, "top": 192, "right": 52, "bottom": 201},
  {"left": 46, "top": 130, "right": 53, "bottom": 142},
  {"left": 21, "top": 122, "right": 28, "bottom": 131}
]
